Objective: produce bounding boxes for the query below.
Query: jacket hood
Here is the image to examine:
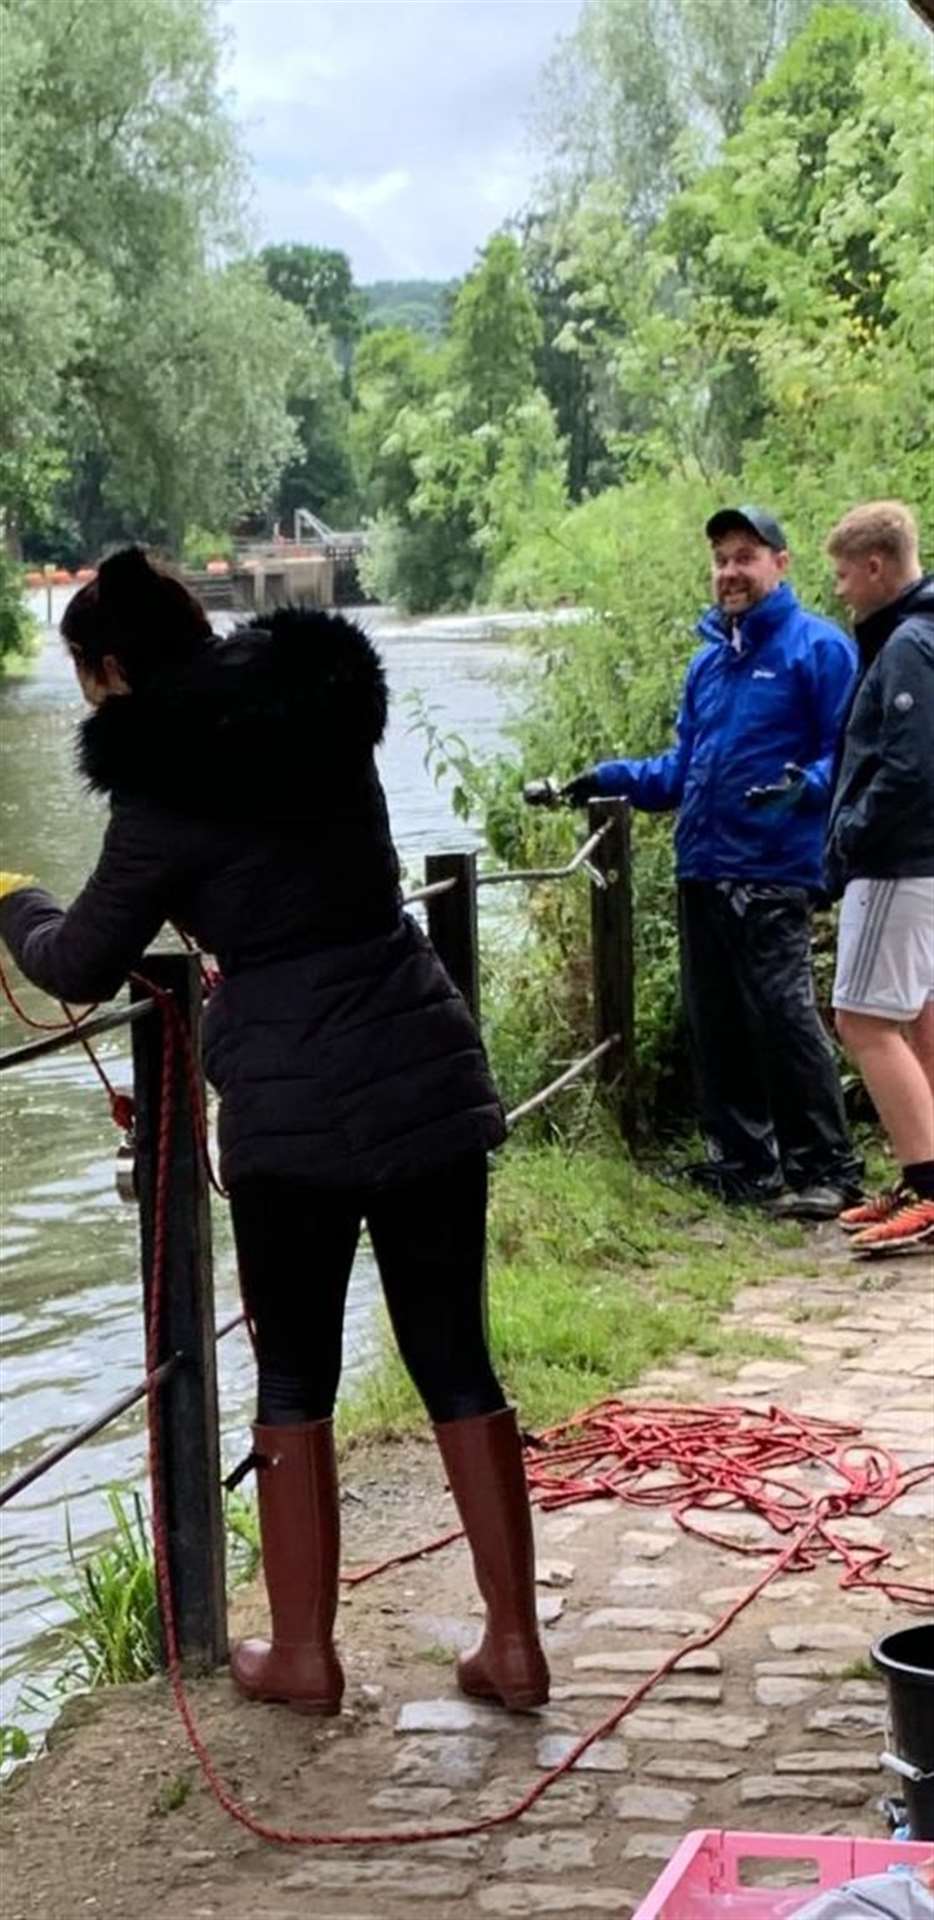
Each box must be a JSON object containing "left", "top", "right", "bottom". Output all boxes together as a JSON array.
[
  {"left": 854, "top": 573, "right": 934, "bottom": 670},
  {"left": 697, "top": 581, "right": 798, "bottom": 649},
  {"left": 78, "top": 606, "right": 388, "bottom": 819}
]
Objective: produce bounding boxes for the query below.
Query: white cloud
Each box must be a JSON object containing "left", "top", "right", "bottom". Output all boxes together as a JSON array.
[
  {"left": 220, "top": 0, "right": 584, "bottom": 279},
  {"left": 314, "top": 168, "right": 413, "bottom": 217}
]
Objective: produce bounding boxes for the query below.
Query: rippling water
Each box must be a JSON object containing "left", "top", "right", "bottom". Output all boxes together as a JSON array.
[{"left": 0, "top": 595, "right": 522, "bottom": 1732}]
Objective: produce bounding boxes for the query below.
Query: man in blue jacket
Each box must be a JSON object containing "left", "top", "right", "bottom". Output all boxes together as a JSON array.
[{"left": 562, "top": 505, "right": 862, "bottom": 1216}]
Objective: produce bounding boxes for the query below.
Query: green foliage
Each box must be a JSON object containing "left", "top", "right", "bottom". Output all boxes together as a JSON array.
[
  {"left": 358, "top": 238, "right": 566, "bottom": 612},
  {"left": 257, "top": 244, "right": 363, "bottom": 526},
  {"left": 0, "top": 1724, "right": 30, "bottom": 1768},
  {"left": 0, "top": 552, "right": 40, "bottom": 675},
  {"left": 30, "top": 1484, "right": 260, "bottom": 1710},
  {"left": 259, "top": 244, "right": 363, "bottom": 357},
  {"left": 3, "top": 0, "right": 316, "bottom": 558},
  {"left": 46, "top": 1491, "right": 159, "bottom": 1691},
  {"left": 433, "top": 6, "right": 933, "bottom": 1108},
  {"left": 181, "top": 526, "right": 234, "bottom": 570},
  {"left": 361, "top": 280, "right": 455, "bottom": 338},
  {"left": 153, "top": 1771, "right": 194, "bottom": 1815}
]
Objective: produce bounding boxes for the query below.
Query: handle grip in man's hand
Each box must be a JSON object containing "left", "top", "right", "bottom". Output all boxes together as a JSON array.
[{"left": 744, "top": 764, "right": 806, "bottom": 810}]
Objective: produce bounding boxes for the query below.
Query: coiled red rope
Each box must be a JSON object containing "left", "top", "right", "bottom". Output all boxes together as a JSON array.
[{"left": 2, "top": 961, "right": 932, "bottom": 1851}]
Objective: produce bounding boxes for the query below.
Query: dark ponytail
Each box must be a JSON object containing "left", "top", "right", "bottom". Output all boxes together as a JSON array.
[{"left": 61, "top": 546, "right": 212, "bottom": 688}]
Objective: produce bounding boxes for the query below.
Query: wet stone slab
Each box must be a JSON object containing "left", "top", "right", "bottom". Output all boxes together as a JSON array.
[
  {"left": 391, "top": 1734, "right": 493, "bottom": 1787},
  {"left": 502, "top": 1828, "right": 597, "bottom": 1874},
  {"left": 741, "top": 1774, "right": 870, "bottom": 1807}
]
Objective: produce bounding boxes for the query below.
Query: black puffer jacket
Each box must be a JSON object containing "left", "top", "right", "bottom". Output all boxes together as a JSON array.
[
  {"left": 0, "top": 610, "right": 506, "bottom": 1187},
  {"left": 826, "top": 575, "right": 934, "bottom": 896}
]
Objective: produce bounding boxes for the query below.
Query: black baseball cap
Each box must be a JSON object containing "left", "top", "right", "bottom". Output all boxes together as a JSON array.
[{"left": 705, "top": 504, "right": 788, "bottom": 552}]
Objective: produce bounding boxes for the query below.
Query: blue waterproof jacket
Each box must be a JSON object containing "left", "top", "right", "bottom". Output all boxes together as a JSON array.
[{"left": 593, "top": 583, "right": 857, "bottom": 890}]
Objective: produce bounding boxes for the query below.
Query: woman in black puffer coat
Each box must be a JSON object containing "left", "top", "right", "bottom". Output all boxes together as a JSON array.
[{"left": 0, "top": 547, "right": 549, "bottom": 1717}]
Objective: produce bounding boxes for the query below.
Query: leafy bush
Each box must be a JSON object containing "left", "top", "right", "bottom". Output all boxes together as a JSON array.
[
  {"left": 0, "top": 551, "right": 40, "bottom": 674},
  {"left": 181, "top": 526, "right": 234, "bottom": 571}
]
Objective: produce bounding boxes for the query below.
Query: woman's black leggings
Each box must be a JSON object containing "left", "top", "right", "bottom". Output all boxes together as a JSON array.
[{"left": 229, "top": 1152, "right": 507, "bottom": 1427}]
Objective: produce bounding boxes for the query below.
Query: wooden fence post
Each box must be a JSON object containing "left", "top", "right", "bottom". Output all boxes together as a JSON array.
[
  {"left": 424, "top": 848, "right": 487, "bottom": 1333},
  {"left": 589, "top": 797, "right": 637, "bottom": 1142},
  {"left": 425, "top": 849, "right": 480, "bottom": 1022},
  {"left": 130, "top": 951, "right": 227, "bottom": 1670}
]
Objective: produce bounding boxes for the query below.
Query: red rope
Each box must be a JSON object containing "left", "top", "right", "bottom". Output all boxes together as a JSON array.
[
  {"left": 137, "top": 987, "right": 933, "bottom": 1849},
  {"left": 0, "top": 958, "right": 133, "bottom": 1128},
  {"left": 4, "top": 962, "right": 932, "bottom": 1849}
]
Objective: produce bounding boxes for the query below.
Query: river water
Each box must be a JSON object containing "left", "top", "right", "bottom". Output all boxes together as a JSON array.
[{"left": 0, "top": 595, "right": 522, "bottom": 1736}]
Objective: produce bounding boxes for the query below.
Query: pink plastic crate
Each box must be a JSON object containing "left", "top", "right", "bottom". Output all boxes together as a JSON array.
[{"left": 632, "top": 1829, "right": 931, "bottom": 1918}]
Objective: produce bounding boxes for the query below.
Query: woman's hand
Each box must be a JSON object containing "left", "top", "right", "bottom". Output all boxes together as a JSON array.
[{"left": 0, "top": 872, "right": 36, "bottom": 901}]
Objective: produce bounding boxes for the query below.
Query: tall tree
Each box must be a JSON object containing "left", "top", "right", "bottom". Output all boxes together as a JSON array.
[
  {"left": 533, "top": 0, "right": 895, "bottom": 228},
  {"left": 257, "top": 245, "right": 363, "bottom": 525},
  {"left": 449, "top": 235, "right": 543, "bottom": 426},
  {"left": 259, "top": 245, "right": 364, "bottom": 364},
  {"left": 1, "top": 0, "right": 315, "bottom": 556}
]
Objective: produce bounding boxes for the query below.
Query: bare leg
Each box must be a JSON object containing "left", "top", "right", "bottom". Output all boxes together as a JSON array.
[
  {"left": 907, "top": 1000, "right": 934, "bottom": 1099},
  {"left": 836, "top": 1009, "right": 934, "bottom": 1166}
]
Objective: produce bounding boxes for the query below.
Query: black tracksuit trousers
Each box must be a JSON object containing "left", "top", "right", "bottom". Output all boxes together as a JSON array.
[{"left": 678, "top": 881, "right": 861, "bottom": 1194}]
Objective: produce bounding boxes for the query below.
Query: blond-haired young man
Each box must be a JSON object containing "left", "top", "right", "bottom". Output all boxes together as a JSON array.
[{"left": 826, "top": 501, "right": 934, "bottom": 1254}]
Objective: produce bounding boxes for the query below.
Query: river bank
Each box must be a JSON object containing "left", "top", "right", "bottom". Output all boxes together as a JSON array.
[{"left": 2, "top": 1227, "right": 928, "bottom": 1919}]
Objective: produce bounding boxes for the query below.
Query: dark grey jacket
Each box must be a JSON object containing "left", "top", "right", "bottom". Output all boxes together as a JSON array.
[
  {"left": 0, "top": 609, "right": 506, "bottom": 1187},
  {"left": 826, "top": 576, "right": 934, "bottom": 897}
]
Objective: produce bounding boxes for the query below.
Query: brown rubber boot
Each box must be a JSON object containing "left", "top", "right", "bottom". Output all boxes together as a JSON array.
[
  {"left": 230, "top": 1420, "right": 344, "bottom": 1714},
  {"left": 434, "top": 1407, "right": 550, "bottom": 1712}
]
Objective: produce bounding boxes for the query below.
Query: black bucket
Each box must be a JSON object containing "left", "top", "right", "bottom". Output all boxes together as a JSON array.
[{"left": 872, "top": 1621, "right": 934, "bottom": 1840}]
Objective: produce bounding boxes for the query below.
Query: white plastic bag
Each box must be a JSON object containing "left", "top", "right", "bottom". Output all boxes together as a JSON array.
[{"left": 791, "top": 1870, "right": 934, "bottom": 1919}]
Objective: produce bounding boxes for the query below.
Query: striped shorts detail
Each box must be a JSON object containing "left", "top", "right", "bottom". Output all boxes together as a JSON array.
[{"left": 833, "top": 877, "right": 934, "bottom": 1020}]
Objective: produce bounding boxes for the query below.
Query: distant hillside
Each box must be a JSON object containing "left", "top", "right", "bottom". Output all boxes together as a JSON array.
[{"left": 361, "top": 279, "right": 456, "bottom": 338}]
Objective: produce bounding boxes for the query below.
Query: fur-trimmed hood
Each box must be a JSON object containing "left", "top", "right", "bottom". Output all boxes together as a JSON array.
[{"left": 78, "top": 607, "right": 388, "bottom": 820}]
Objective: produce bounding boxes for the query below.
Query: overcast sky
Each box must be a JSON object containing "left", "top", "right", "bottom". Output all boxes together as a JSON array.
[{"left": 221, "top": 0, "right": 583, "bottom": 282}]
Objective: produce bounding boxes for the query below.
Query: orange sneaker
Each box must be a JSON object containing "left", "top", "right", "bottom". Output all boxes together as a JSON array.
[
  {"left": 839, "top": 1189, "right": 902, "bottom": 1233},
  {"left": 850, "top": 1195, "right": 934, "bottom": 1255}
]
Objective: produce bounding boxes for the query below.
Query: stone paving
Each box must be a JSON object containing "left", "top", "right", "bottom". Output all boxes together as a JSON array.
[
  {"left": 308, "top": 1238, "right": 932, "bottom": 1919},
  {"left": 2, "top": 1232, "right": 931, "bottom": 1920}
]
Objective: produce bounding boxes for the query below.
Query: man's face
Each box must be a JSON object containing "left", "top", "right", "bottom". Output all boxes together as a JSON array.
[
  {"left": 710, "top": 530, "right": 788, "bottom": 615},
  {"left": 831, "top": 550, "right": 891, "bottom": 621}
]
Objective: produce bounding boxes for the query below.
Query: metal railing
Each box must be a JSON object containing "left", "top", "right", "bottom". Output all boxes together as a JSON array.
[{"left": 0, "top": 798, "right": 634, "bottom": 1669}]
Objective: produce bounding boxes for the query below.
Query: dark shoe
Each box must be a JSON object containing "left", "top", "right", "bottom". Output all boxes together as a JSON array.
[
  {"left": 434, "top": 1407, "right": 550, "bottom": 1712},
  {"left": 230, "top": 1420, "right": 344, "bottom": 1714},
  {"left": 681, "top": 1160, "right": 783, "bottom": 1206},
  {"left": 769, "top": 1183, "right": 854, "bottom": 1222}
]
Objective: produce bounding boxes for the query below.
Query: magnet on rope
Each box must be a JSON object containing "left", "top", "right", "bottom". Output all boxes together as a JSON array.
[{"left": 115, "top": 1131, "right": 137, "bottom": 1202}]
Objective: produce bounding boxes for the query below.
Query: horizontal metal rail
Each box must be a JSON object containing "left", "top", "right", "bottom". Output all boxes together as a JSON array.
[
  {"left": 402, "top": 877, "right": 459, "bottom": 907},
  {"left": 0, "top": 998, "right": 154, "bottom": 1073},
  {"left": 0, "top": 1353, "right": 180, "bottom": 1509},
  {"left": 216, "top": 1311, "right": 246, "bottom": 1342},
  {"left": 505, "top": 1034, "right": 619, "bottom": 1130},
  {"left": 0, "top": 1302, "right": 254, "bottom": 1508},
  {"left": 477, "top": 822, "right": 611, "bottom": 891}
]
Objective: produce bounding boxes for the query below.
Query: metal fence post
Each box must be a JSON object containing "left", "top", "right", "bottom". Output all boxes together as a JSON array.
[
  {"left": 425, "top": 849, "right": 480, "bottom": 1022},
  {"left": 130, "top": 951, "right": 227, "bottom": 1670},
  {"left": 589, "top": 797, "right": 637, "bottom": 1141}
]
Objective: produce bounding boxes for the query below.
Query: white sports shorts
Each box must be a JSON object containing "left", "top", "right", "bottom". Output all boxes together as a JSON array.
[{"left": 833, "top": 876, "right": 934, "bottom": 1020}]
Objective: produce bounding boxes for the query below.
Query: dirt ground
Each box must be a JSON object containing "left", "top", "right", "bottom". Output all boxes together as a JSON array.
[{"left": 1, "top": 1228, "right": 931, "bottom": 1920}]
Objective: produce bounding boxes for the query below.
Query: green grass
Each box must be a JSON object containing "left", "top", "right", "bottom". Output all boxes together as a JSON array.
[
  {"left": 46, "top": 1490, "right": 160, "bottom": 1692},
  {"left": 152, "top": 1771, "right": 194, "bottom": 1815},
  {"left": 339, "top": 1125, "right": 804, "bottom": 1441}
]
